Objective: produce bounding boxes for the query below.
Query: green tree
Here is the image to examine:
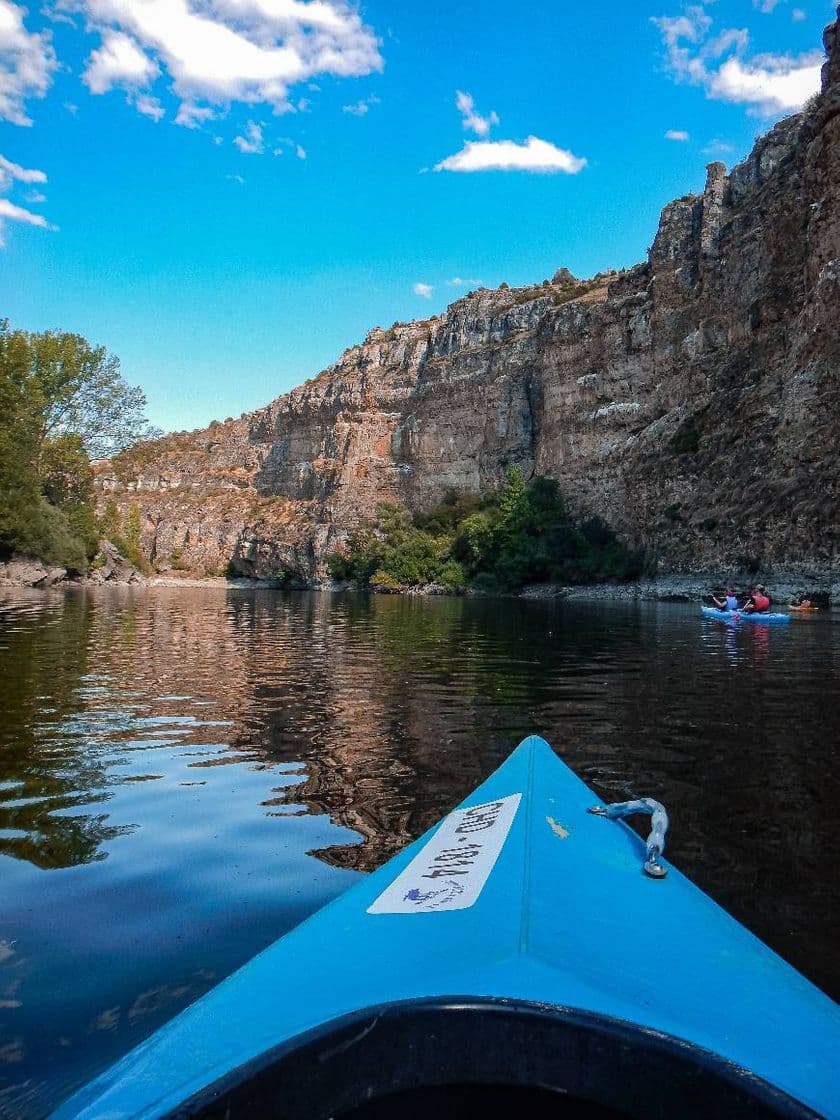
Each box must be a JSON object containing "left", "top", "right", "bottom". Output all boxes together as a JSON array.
[
  {"left": 0, "top": 320, "right": 159, "bottom": 571},
  {"left": 10, "top": 325, "right": 161, "bottom": 460},
  {"left": 452, "top": 511, "right": 494, "bottom": 569},
  {"left": 0, "top": 333, "right": 41, "bottom": 556}
]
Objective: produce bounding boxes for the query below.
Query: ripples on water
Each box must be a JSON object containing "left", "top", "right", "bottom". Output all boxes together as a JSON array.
[{"left": 0, "top": 587, "right": 838, "bottom": 1118}]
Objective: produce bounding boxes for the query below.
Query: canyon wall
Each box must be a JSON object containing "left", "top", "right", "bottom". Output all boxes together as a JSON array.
[{"left": 98, "top": 11, "right": 839, "bottom": 582}]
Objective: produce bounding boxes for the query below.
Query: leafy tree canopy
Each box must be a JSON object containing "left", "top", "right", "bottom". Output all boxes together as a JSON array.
[
  {"left": 0, "top": 319, "right": 159, "bottom": 571},
  {"left": 1, "top": 322, "right": 161, "bottom": 460}
]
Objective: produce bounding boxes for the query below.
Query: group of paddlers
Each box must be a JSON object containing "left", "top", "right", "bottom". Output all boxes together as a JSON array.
[
  {"left": 709, "top": 586, "right": 816, "bottom": 612},
  {"left": 710, "top": 585, "right": 772, "bottom": 613}
]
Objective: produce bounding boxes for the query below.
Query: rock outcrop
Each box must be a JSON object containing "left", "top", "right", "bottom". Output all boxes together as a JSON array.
[
  {"left": 86, "top": 540, "right": 146, "bottom": 585},
  {"left": 97, "top": 11, "right": 840, "bottom": 584},
  {"left": 0, "top": 556, "right": 67, "bottom": 588}
]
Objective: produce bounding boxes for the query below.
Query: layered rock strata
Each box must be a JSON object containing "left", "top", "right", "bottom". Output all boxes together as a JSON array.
[{"left": 97, "top": 12, "right": 840, "bottom": 583}]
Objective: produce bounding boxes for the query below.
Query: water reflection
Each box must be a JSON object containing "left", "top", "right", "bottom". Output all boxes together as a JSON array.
[
  {"left": 0, "top": 597, "right": 132, "bottom": 868},
  {"left": 0, "top": 588, "right": 837, "bottom": 1120}
]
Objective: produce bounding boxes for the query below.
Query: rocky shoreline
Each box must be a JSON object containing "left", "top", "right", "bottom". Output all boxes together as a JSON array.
[
  {"left": 1, "top": 553, "right": 833, "bottom": 606},
  {"left": 0, "top": 542, "right": 146, "bottom": 590}
]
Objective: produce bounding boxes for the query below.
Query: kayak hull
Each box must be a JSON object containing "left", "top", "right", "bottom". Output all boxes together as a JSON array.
[
  {"left": 701, "top": 605, "right": 790, "bottom": 623},
  {"left": 52, "top": 737, "right": 839, "bottom": 1120}
]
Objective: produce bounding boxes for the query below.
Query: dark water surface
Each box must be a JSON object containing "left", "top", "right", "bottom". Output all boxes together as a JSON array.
[{"left": 0, "top": 587, "right": 838, "bottom": 1118}]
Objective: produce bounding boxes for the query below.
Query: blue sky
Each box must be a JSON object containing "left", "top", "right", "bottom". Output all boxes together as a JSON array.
[{"left": 0, "top": 0, "right": 833, "bottom": 432}]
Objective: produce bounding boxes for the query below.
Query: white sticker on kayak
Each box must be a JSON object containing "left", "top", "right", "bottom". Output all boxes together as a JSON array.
[{"left": 367, "top": 794, "right": 521, "bottom": 914}]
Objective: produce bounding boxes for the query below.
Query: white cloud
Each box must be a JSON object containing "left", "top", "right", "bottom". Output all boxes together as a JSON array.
[
  {"left": 342, "top": 93, "right": 378, "bottom": 115},
  {"left": 271, "top": 134, "right": 304, "bottom": 156},
  {"left": 0, "top": 153, "right": 53, "bottom": 245},
  {"left": 0, "top": 194, "right": 55, "bottom": 245},
  {"left": 0, "top": 0, "right": 58, "bottom": 125},
  {"left": 703, "top": 137, "right": 735, "bottom": 154},
  {"left": 705, "top": 29, "right": 750, "bottom": 58},
  {"left": 225, "top": 172, "right": 244, "bottom": 183},
  {"left": 665, "top": 128, "right": 690, "bottom": 141},
  {"left": 234, "top": 119, "right": 264, "bottom": 152},
  {"left": 413, "top": 282, "right": 433, "bottom": 298},
  {"left": 455, "top": 90, "right": 498, "bottom": 137},
  {"left": 753, "top": 0, "right": 780, "bottom": 12},
  {"left": 791, "top": 8, "right": 806, "bottom": 20},
  {"left": 0, "top": 152, "right": 47, "bottom": 188},
  {"left": 82, "top": 30, "right": 159, "bottom": 93},
  {"left": 652, "top": 9, "right": 712, "bottom": 82},
  {"left": 446, "top": 276, "right": 482, "bottom": 287},
  {"left": 134, "top": 92, "right": 164, "bottom": 120},
  {"left": 175, "top": 101, "right": 215, "bottom": 128},
  {"left": 435, "top": 135, "right": 586, "bottom": 174},
  {"left": 653, "top": 8, "right": 822, "bottom": 116},
  {"left": 0, "top": 195, "right": 50, "bottom": 225},
  {"left": 42, "top": 5, "right": 78, "bottom": 28},
  {"left": 59, "top": 0, "right": 382, "bottom": 124},
  {"left": 707, "top": 52, "right": 822, "bottom": 113}
]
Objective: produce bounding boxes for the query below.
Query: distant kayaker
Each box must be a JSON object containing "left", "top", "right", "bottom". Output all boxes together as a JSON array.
[
  {"left": 712, "top": 588, "right": 739, "bottom": 611},
  {"left": 743, "top": 585, "right": 771, "bottom": 613}
]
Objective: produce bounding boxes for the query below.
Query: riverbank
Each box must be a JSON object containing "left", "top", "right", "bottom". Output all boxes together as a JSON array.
[{"left": 2, "top": 559, "right": 834, "bottom": 606}]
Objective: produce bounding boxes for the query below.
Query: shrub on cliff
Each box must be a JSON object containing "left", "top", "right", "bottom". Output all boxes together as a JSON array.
[
  {"left": 330, "top": 504, "right": 449, "bottom": 588},
  {"left": 100, "top": 502, "right": 152, "bottom": 575},
  {"left": 327, "top": 522, "right": 388, "bottom": 584},
  {"left": 328, "top": 469, "right": 642, "bottom": 593}
]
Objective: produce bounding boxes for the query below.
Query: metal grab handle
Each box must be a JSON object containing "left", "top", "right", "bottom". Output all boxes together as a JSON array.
[{"left": 588, "top": 797, "right": 669, "bottom": 879}]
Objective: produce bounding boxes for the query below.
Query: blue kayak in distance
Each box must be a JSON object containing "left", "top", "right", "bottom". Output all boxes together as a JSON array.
[
  {"left": 53, "top": 736, "right": 839, "bottom": 1120},
  {"left": 702, "top": 605, "right": 791, "bottom": 624}
]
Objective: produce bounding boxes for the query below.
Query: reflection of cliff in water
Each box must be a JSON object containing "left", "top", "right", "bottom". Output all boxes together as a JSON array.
[
  {"left": 237, "top": 593, "right": 626, "bottom": 872},
  {"left": 0, "top": 586, "right": 626, "bottom": 874},
  {"left": 198, "top": 591, "right": 516, "bottom": 872},
  {"left": 3, "top": 589, "right": 830, "bottom": 905}
]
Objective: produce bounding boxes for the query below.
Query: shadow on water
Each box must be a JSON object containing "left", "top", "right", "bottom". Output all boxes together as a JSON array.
[{"left": 0, "top": 587, "right": 837, "bottom": 1119}]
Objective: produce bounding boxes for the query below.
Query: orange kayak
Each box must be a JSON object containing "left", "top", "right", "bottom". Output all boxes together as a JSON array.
[{"left": 788, "top": 605, "right": 819, "bottom": 612}]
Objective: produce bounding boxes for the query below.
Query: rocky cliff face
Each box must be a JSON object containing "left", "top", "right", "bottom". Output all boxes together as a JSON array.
[{"left": 98, "top": 11, "right": 840, "bottom": 583}]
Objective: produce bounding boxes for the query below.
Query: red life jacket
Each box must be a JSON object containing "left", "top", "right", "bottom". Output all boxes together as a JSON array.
[{"left": 753, "top": 593, "right": 770, "bottom": 611}]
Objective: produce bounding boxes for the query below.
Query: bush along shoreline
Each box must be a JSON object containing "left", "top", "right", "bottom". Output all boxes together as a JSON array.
[{"left": 327, "top": 469, "right": 645, "bottom": 596}]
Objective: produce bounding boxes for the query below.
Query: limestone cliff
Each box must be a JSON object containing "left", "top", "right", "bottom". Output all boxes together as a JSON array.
[{"left": 98, "top": 11, "right": 840, "bottom": 583}]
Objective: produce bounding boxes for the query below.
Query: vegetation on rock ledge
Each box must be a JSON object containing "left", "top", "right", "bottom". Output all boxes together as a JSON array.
[{"left": 328, "top": 469, "right": 643, "bottom": 593}]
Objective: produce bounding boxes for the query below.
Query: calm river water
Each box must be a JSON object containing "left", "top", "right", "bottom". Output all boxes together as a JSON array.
[{"left": 0, "top": 586, "right": 838, "bottom": 1119}]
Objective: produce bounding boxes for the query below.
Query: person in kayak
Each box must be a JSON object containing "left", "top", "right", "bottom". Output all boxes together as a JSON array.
[
  {"left": 743, "top": 585, "right": 771, "bottom": 612},
  {"left": 711, "top": 588, "right": 739, "bottom": 611}
]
